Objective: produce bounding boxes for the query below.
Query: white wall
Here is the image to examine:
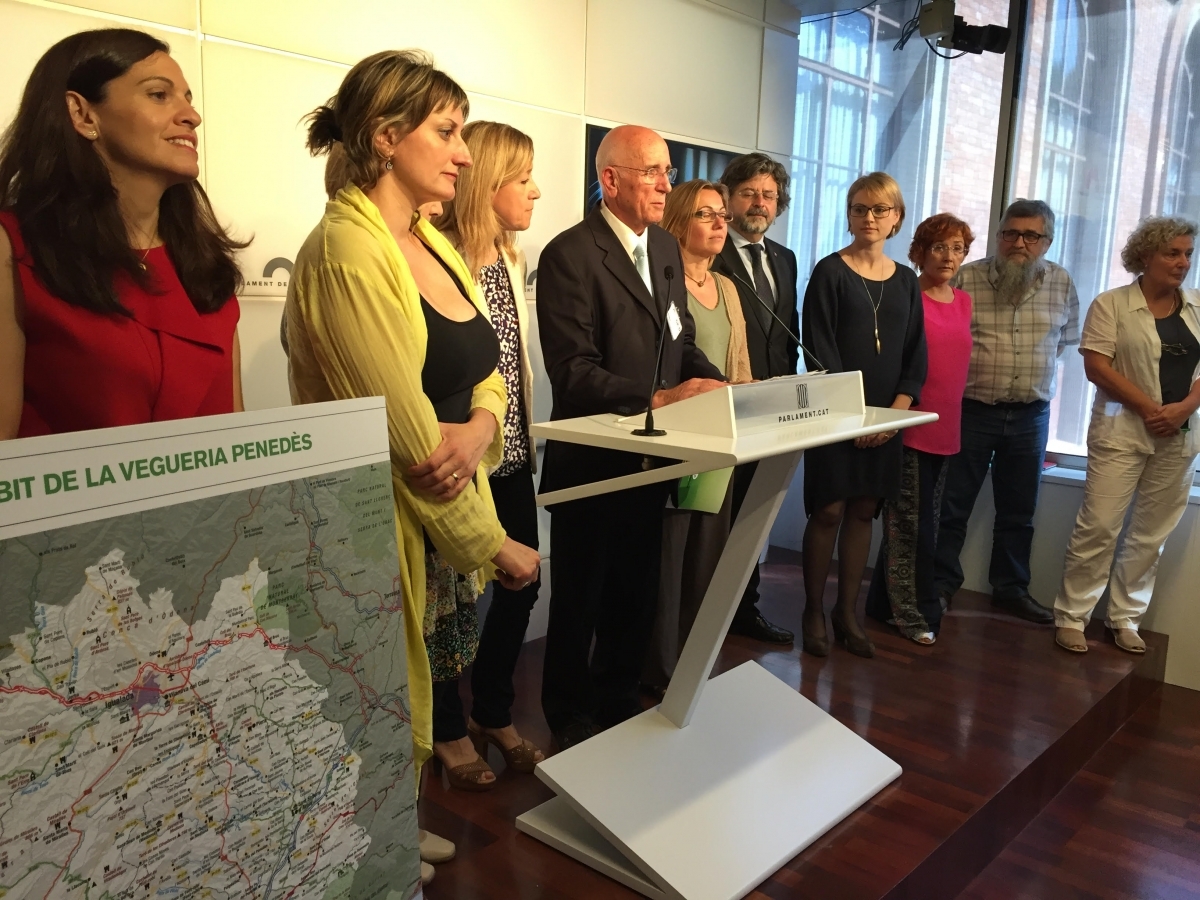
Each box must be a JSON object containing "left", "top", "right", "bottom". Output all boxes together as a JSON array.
[{"left": 1, "top": 0, "right": 808, "bottom": 641}]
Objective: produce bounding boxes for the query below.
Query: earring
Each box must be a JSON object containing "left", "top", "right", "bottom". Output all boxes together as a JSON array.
[
  {"left": 89, "top": 131, "right": 98, "bottom": 139},
  {"left": 385, "top": 159, "right": 393, "bottom": 171}
]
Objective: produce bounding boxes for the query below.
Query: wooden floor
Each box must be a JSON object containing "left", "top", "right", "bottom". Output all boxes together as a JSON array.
[
  {"left": 960, "top": 682, "right": 1200, "bottom": 900},
  {"left": 421, "top": 554, "right": 1175, "bottom": 900}
]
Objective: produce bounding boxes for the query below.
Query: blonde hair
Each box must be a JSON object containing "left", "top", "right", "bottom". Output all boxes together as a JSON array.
[
  {"left": 1120, "top": 216, "right": 1197, "bottom": 274},
  {"left": 437, "top": 121, "right": 533, "bottom": 270},
  {"left": 323, "top": 144, "right": 350, "bottom": 200},
  {"left": 847, "top": 171, "right": 906, "bottom": 239},
  {"left": 305, "top": 49, "right": 468, "bottom": 190},
  {"left": 661, "top": 179, "right": 729, "bottom": 247}
]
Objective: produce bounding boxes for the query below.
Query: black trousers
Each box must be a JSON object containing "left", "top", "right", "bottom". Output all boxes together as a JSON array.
[
  {"left": 470, "top": 460, "right": 541, "bottom": 729},
  {"left": 541, "top": 483, "right": 667, "bottom": 733},
  {"left": 730, "top": 462, "right": 764, "bottom": 622}
]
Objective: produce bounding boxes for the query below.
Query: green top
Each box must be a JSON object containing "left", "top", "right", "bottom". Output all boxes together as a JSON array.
[{"left": 687, "top": 277, "right": 731, "bottom": 377}]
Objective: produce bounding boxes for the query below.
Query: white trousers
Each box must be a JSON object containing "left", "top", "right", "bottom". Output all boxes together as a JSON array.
[{"left": 1054, "top": 433, "right": 1197, "bottom": 631}]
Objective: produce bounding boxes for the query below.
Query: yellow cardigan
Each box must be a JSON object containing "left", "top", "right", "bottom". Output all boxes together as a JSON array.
[{"left": 284, "top": 184, "right": 508, "bottom": 770}]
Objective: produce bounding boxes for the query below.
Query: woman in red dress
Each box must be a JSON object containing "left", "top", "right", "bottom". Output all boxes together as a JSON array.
[{"left": 0, "top": 29, "right": 247, "bottom": 439}]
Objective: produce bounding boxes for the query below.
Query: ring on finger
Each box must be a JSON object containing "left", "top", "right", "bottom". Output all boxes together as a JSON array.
[{"left": 451, "top": 472, "right": 460, "bottom": 481}]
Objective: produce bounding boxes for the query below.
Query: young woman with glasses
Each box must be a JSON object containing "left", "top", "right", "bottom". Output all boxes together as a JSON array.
[
  {"left": 799, "top": 172, "right": 928, "bottom": 659},
  {"left": 1052, "top": 217, "right": 1200, "bottom": 654}
]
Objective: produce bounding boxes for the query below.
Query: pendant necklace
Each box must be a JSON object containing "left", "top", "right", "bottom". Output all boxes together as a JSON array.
[
  {"left": 858, "top": 274, "right": 883, "bottom": 354},
  {"left": 685, "top": 268, "right": 708, "bottom": 288}
]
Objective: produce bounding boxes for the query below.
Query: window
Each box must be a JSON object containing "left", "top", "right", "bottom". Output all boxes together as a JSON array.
[
  {"left": 1163, "top": 23, "right": 1200, "bottom": 291},
  {"left": 1008, "top": 0, "right": 1133, "bottom": 455},
  {"left": 789, "top": 1, "right": 1005, "bottom": 296}
]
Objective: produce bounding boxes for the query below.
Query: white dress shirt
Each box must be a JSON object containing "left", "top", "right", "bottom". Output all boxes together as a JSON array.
[
  {"left": 600, "top": 202, "right": 652, "bottom": 292},
  {"left": 729, "top": 228, "right": 778, "bottom": 298},
  {"left": 1080, "top": 282, "right": 1200, "bottom": 457}
]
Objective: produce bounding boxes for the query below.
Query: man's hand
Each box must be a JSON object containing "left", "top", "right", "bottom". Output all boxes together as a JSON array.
[
  {"left": 651, "top": 378, "right": 726, "bottom": 409},
  {"left": 407, "top": 410, "right": 498, "bottom": 501}
]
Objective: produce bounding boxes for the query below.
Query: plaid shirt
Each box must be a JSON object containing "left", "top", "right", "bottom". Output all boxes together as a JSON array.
[{"left": 951, "top": 256, "right": 1080, "bottom": 403}]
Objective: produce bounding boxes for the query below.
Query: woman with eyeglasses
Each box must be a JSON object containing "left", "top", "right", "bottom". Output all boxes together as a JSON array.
[
  {"left": 1052, "top": 217, "right": 1200, "bottom": 655},
  {"left": 641, "top": 179, "right": 753, "bottom": 695},
  {"left": 866, "top": 213, "right": 974, "bottom": 645},
  {"left": 799, "top": 172, "right": 927, "bottom": 658}
]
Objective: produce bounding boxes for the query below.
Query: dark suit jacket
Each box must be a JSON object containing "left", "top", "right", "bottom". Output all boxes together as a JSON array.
[
  {"left": 536, "top": 206, "right": 724, "bottom": 496},
  {"left": 712, "top": 235, "right": 800, "bottom": 378}
]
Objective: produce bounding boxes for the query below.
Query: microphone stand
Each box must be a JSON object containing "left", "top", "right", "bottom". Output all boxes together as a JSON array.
[
  {"left": 723, "top": 267, "right": 827, "bottom": 374},
  {"left": 633, "top": 265, "right": 674, "bottom": 436}
]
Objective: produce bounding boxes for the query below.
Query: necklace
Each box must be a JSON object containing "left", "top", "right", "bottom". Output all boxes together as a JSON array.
[
  {"left": 858, "top": 275, "right": 883, "bottom": 354},
  {"left": 684, "top": 268, "right": 708, "bottom": 288}
]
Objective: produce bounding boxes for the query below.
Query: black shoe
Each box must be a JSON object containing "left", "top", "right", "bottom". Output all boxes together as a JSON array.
[
  {"left": 728, "top": 612, "right": 794, "bottom": 645},
  {"left": 639, "top": 682, "right": 666, "bottom": 702},
  {"left": 551, "top": 721, "right": 596, "bottom": 753},
  {"left": 801, "top": 625, "right": 830, "bottom": 657},
  {"left": 992, "top": 593, "right": 1054, "bottom": 625}
]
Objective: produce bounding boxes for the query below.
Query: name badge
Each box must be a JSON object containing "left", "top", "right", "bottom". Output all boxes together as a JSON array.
[{"left": 666, "top": 302, "right": 682, "bottom": 341}]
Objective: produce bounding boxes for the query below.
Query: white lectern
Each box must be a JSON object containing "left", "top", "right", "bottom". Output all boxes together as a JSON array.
[{"left": 515, "top": 373, "right": 938, "bottom": 900}]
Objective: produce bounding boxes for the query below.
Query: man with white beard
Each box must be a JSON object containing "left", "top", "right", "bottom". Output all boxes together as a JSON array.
[{"left": 934, "top": 199, "right": 1079, "bottom": 623}]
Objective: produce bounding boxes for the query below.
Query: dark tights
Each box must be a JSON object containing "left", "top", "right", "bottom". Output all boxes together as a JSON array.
[{"left": 801, "top": 496, "right": 878, "bottom": 641}]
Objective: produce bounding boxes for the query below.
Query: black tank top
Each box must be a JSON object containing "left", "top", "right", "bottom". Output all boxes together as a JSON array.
[{"left": 419, "top": 258, "right": 500, "bottom": 426}]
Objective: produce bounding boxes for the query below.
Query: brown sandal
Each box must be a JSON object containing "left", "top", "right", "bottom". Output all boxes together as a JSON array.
[
  {"left": 430, "top": 751, "right": 496, "bottom": 792},
  {"left": 468, "top": 722, "right": 545, "bottom": 774}
]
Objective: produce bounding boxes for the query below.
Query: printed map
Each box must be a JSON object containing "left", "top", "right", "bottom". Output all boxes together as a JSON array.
[{"left": 0, "top": 463, "right": 419, "bottom": 899}]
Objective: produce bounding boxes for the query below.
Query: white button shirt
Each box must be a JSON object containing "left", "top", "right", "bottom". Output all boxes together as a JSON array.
[
  {"left": 729, "top": 229, "right": 777, "bottom": 298},
  {"left": 600, "top": 202, "right": 651, "bottom": 291},
  {"left": 1081, "top": 282, "right": 1200, "bottom": 457}
]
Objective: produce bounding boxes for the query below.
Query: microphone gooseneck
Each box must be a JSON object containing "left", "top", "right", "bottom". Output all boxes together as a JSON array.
[
  {"left": 725, "top": 268, "right": 827, "bottom": 374},
  {"left": 632, "top": 265, "right": 674, "bottom": 437}
]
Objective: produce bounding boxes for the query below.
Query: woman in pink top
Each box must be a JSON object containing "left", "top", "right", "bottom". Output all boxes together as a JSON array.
[{"left": 866, "top": 213, "right": 974, "bottom": 643}]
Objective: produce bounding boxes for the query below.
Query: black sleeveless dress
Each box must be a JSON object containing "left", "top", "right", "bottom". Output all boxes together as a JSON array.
[{"left": 419, "top": 263, "right": 501, "bottom": 682}]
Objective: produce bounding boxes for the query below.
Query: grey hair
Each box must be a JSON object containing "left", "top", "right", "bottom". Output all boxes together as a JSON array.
[
  {"left": 1002, "top": 198, "right": 1056, "bottom": 242},
  {"left": 1120, "top": 216, "right": 1198, "bottom": 274}
]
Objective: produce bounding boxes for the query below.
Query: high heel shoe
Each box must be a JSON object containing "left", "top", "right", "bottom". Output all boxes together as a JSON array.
[
  {"left": 831, "top": 616, "right": 875, "bottom": 659},
  {"left": 430, "top": 747, "right": 496, "bottom": 792},
  {"left": 468, "top": 721, "right": 544, "bottom": 775},
  {"left": 801, "top": 621, "right": 830, "bottom": 657}
]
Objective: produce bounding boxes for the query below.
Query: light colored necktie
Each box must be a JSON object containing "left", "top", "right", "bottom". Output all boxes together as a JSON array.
[{"left": 633, "top": 243, "right": 652, "bottom": 294}]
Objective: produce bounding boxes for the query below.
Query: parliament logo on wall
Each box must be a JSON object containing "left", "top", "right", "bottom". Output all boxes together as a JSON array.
[{"left": 240, "top": 256, "right": 294, "bottom": 297}]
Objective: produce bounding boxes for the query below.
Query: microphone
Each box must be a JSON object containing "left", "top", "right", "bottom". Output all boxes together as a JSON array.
[
  {"left": 724, "top": 267, "right": 827, "bottom": 373},
  {"left": 633, "top": 265, "right": 674, "bottom": 437}
]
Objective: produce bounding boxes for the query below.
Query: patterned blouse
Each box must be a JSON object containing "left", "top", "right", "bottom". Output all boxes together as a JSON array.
[{"left": 479, "top": 257, "right": 530, "bottom": 476}]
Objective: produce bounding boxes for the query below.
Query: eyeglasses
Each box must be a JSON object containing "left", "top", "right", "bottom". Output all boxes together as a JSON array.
[
  {"left": 849, "top": 204, "right": 895, "bottom": 218},
  {"left": 998, "top": 229, "right": 1048, "bottom": 245},
  {"left": 930, "top": 242, "right": 967, "bottom": 256},
  {"left": 610, "top": 164, "right": 678, "bottom": 184},
  {"left": 693, "top": 208, "right": 732, "bottom": 223},
  {"left": 1161, "top": 342, "right": 1192, "bottom": 357},
  {"left": 735, "top": 188, "right": 778, "bottom": 202}
]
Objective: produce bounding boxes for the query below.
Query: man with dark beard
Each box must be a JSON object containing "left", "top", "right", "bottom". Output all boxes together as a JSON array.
[
  {"left": 934, "top": 199, "right": 1079, "bottom": 622},
  {"left": 709, "top": 153, "right": 798, "bottom": 646}
]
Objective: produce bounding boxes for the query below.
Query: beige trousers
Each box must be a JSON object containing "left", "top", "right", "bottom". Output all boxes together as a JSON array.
[{"left": 1053, "top": 432, "right": 1197, "bottom": 631}]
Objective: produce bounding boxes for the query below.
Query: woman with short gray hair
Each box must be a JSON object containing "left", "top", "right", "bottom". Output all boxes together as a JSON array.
[{"left": 1053, "top": 216, "right": 1200, "bottom": 654}]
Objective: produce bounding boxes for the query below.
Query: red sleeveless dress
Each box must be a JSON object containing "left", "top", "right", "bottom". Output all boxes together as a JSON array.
[{"left": 1, "top": 211, "right": 240, "bottom": 437}]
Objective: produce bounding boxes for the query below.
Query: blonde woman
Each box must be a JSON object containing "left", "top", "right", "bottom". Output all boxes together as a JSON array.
[
  {"left": 642, "top": 179, "right": 752, "bottom": 694},
  {"left": 437, "top": 121, "right": 545, "bottom": 772},
  {"left": 800, "top": 172, "right": 927, "bottom": 658},
  {"left": 285, "top": 50, "right": 540, "bottom": 879}
]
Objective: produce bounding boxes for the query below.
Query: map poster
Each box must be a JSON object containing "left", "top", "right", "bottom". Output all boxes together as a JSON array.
[{"left": 0, "top": 397, "right": 422, "bottom": 900}]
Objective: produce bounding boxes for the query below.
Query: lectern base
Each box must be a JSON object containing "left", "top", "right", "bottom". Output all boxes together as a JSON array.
[{"left": 516, "top": 662, "right": 902, "bottom": 900}]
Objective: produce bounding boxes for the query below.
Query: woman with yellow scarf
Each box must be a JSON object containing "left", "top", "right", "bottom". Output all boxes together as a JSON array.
[{"left": 284, "top": 50, "right": 539, "bottom": 884}]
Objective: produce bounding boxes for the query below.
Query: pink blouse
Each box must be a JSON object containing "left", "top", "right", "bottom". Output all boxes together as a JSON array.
[{"left": 906, "top": 287, "right": 972, "bottom": 455}]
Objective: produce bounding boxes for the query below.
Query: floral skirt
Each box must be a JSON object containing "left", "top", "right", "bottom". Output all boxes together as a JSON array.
[
  {"left": 866, "top": 447, "right": 949, "bottom": 638},
  {"left": 422, "top": 551, "right": 481, "bottom": 682}
]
